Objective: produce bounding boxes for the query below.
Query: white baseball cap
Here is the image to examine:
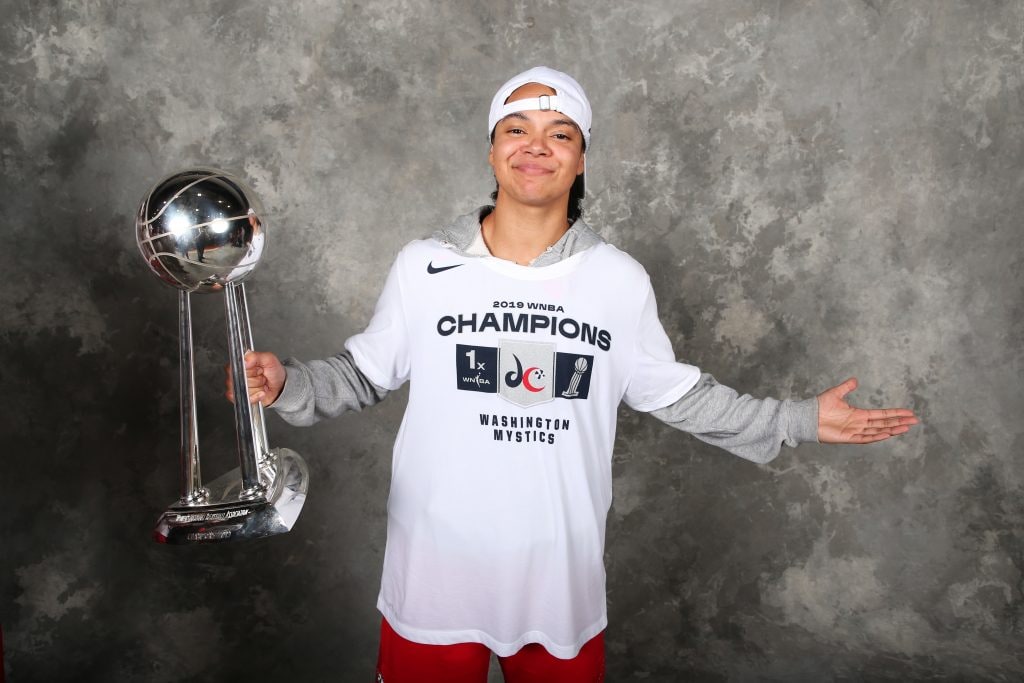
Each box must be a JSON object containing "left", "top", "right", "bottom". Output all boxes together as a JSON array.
[{"left": 487, "top": 66, "right": 592, "bottom": 148}]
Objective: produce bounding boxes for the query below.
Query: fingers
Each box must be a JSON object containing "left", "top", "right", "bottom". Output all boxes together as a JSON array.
[
  {"left": 854, "top": 425, "right": 913, "bottom": 437},
  {"left": 245, "top": 370, "right": 268, "bottom": 404},
  {"left": 246, "top": 366, "right": 265, "bottom": 387},
  {"left": 866, "top": 408, "right": 917, "bottom": 420},
  {"left": 839, "top": 406, "right": 919, "bottom": 430},
  {"left": 835, "top": 420, "right": 916, "bottom": 444},
  {"left": 243, "top": 351, "right": 264, "bottom": 376},
  {"left": 864, "top": 415, "right": 919, "bottom": 429},
  {"left": 244, "top": 353, "right": 269, "bottom": 404},
  {"left": 225, "top": 355, "right": 270, "bottom": 405},
  {"left": 227, "top": 384, "right": 267, "bottom": 405}
]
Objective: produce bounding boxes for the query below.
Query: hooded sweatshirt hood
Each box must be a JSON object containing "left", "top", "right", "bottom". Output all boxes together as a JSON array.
[{"left": 431, "top": 206, "right": 604, "bottom": 268}]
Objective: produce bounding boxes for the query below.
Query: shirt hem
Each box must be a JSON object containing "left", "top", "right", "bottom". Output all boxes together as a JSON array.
[
  {"left": 345, "top": 341, "right": 400, "bottom": 391},
  {"left": 377, "top": 599, "right": 607, "bottom": 660},
  {"left": 628, "top": 370, "right": 702, "bottom": 413}
]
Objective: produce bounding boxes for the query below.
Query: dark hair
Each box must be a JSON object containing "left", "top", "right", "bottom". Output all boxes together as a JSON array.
[{"left": 488, "top": 131, "right": 587, "bottom": 225}]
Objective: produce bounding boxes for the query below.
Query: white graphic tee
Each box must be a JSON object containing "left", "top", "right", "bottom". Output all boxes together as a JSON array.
[{"left": 345, "top": 238, "right": 701, "bottom": 659}]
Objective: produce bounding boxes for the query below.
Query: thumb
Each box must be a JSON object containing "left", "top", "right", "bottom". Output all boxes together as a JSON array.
[{"left": 830, "top": 377, "right": 858, "bottom": 400}]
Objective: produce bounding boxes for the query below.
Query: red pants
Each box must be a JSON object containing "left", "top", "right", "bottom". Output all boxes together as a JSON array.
[{"left": 375, "top": 618, "right": 605, "bottom": 683}]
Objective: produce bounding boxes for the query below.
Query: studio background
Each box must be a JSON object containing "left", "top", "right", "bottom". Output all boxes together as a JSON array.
[{"left": 2, "top": 1, "right": 1022, "bottom": 680}]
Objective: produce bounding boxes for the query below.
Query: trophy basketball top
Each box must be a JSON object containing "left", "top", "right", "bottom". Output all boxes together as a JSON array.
[{"left": 136, "top": 169, "right": 266, "bottom": 292}]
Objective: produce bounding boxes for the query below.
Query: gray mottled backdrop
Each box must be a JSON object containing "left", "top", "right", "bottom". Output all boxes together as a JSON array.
[{"left": 1, "top": 1, "right": 1022, "bottom": 680}]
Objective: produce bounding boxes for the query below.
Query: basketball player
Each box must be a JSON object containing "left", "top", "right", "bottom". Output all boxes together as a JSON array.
[{"left": 227, "top": 67, "right": 918, "bottom": 682}]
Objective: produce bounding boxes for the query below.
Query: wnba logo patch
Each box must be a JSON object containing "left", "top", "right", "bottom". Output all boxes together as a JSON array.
[{"left": 455, "top": 341, "right": 594, "bottom": 408}]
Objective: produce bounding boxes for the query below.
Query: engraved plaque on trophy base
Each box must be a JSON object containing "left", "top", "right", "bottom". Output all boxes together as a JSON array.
[{"left": 154, "top": 448, "right": 308, "bottom": 544}]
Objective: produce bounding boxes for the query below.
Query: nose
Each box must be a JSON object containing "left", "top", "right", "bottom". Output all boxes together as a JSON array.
[{"left": 522, "top": 132, "right": 550, "bottom": 155}]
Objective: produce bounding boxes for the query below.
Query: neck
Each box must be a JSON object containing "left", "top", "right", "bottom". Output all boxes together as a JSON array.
[{"left": 481, "top": 196, "right": 571, "bottom": 265}]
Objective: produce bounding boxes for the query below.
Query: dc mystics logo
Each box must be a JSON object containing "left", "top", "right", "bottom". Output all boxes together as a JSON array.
[
  {"left": 455, "top": 340, "right": 593, "bottom": 408},
  {"left": 499, "top": 341, "right": 555, "bottom": 407}
]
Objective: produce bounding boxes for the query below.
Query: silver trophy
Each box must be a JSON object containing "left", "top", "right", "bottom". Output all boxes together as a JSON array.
[{"left": 136, "top": 168, "right": 308, "bottom": 544}]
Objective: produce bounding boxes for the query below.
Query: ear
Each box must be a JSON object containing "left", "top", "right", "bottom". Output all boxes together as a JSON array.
[
  {"left": 576, "top": 152, "right": 586, "bottom": 176},
  {"left": 488, "top": 144, "right": 495, "bottom": 171}
]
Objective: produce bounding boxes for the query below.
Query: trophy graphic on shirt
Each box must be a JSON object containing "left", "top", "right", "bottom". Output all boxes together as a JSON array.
[
  {"left": 561, "top": 357, "right": 589, "bottom": 398},
  {"left": 136, "top": 168, "right": 309, "bottom": 544}
]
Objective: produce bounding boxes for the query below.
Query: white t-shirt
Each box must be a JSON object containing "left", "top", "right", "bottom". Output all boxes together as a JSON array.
[{"left": 345, "top": 237, "right": 701, "bottom": 658}]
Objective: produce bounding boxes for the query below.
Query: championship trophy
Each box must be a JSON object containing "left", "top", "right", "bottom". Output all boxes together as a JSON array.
[{"left": 136, "top": 168, "right": 309, "bottom": 544}]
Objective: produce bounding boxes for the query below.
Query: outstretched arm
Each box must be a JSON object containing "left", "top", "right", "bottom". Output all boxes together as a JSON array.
[
  {"left": 650, "top": 374, "right": 918, "bottom": 464},
  {"left": 650, "top": 373, "right": 819, "bottom": 464}
]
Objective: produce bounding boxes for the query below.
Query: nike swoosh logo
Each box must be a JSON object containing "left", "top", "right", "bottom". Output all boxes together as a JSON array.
[{"left": 427, "top": 262, "right": 464, "bottom": 275}]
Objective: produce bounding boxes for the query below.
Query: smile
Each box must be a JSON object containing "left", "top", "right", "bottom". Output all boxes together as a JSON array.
[{"left": 513, "top": 163, "right": 555, "bottom": 176}]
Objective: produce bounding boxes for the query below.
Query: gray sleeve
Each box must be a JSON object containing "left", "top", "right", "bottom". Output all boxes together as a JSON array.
[
  {"left": 649, "top": 373, "right": 819, "bottom": 464},
  {"left": 269, "top": 350, "right": 389, "bottom": 427}
]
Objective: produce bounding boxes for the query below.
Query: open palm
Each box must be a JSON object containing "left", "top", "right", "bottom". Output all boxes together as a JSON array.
[{"left": 817, "top": 377, "right": 919, "bottom": 444}]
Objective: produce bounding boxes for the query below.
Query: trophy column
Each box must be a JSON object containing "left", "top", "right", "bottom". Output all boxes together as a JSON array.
[
  {"left": 234, "top": 283, "right": 271, "bottom": 461},
  {"left": 224, "top": 282, "right": 266, "bottom": 499},
  {"left": 178, "top": 291, "right": 207, "bottom": 505}
]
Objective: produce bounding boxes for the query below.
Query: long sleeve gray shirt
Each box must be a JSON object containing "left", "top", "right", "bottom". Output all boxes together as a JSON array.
[{"left": 273, "top": 208, "right": 819, "bottom": 464}]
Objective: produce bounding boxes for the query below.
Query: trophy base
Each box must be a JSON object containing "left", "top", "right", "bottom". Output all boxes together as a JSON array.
[{"left": 153, "top": 447, "right": 309, "bottom": 544}]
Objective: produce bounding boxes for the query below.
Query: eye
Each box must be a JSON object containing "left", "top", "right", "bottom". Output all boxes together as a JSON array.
[{"left": 552, "top": 132, "right": 571, "bottom": 141}]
